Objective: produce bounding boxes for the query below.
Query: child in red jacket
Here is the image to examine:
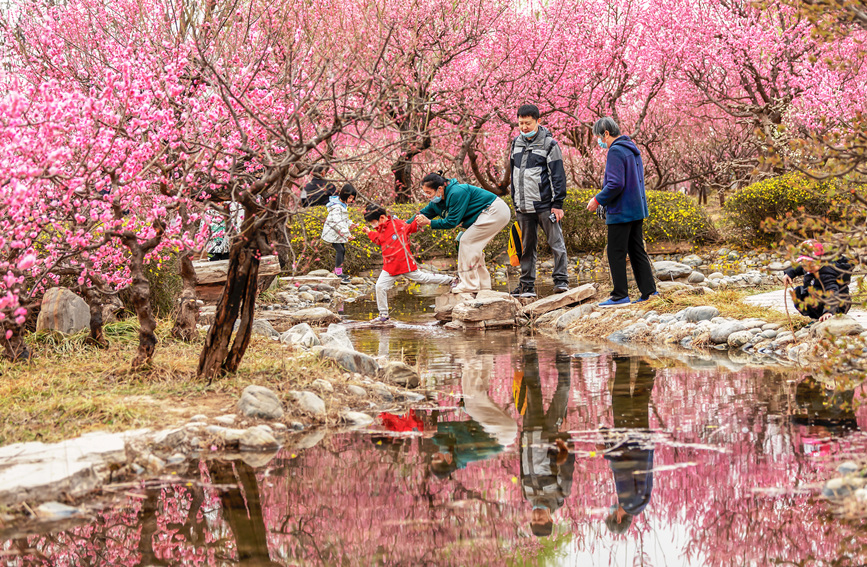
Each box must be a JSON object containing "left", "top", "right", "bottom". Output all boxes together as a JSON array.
[{"left": 364, "top": 205, "right": 455, "bottom": 323}]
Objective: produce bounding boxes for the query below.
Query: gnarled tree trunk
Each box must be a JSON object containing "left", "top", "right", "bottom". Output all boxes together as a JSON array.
[
  {"left": 197, "top": 245, "right": 260, "bottom": 380},
  {"left": 81, "top": 287, "right": 109, "bottom": 349},
  {"left": 170, "top": 252, "right": 199, "bottom": 342}
]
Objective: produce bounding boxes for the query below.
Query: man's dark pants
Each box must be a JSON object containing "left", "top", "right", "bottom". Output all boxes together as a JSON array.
[
  {"left": 607, "top": 219, "right": 656, "bottom": 301},
  {"left": 517, "top": 210, "right": 569, "bottom": 289}
]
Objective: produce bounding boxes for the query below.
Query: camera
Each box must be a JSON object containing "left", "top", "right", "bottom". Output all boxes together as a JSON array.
[{"left": 548, "top": 212, "right": 558, "bottom": 223}]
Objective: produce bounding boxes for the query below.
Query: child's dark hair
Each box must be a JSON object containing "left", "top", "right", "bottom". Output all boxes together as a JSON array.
[
  {"left": 339, "top": 184, "right": 357, "bottom": 202},
  {"left": 517, "top": 104, "right": 540, "bottom": 120},
  {"left": 364, "top": 204, "right": 387, "bottom": 223},
  {"left": 421, "top": 171, "right": 448, "bottom": 190}
]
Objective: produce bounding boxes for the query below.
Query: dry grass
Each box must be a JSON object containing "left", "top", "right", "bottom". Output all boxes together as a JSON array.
[
  {"left": 638, "top": 288, "right": 811, "bottom": 327},
  {"left": 0, "top": 319, "right": 370, "bottom": 446}
]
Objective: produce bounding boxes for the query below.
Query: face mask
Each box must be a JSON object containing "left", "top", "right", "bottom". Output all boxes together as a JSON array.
[
  {"left": 430, "top": 195, "right": 442, "bottom": 204},
  {"left": 597, "top": 137, "right": 607, "bottom": 149},
  {"left": 521, "top": 129, "right": 538, "bottom": 139}
]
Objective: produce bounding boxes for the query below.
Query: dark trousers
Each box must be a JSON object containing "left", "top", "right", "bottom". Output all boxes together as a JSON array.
[
  {"left": 331, "top": 243, "right": 345, "bottom": 268},
  {"left": 793, "top": 285, "right": 851, "bottom": 319},
  {"left": 607, "top": 219, "right": 656, "bottom": 300},
  {"left": 516, "top": 210, "right": 569, "bottom": 288}
]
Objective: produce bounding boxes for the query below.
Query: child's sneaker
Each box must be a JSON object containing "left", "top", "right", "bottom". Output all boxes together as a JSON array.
[
  {"left": 340, "top": 275, "right": 352, "bottom": 284},
  {"left": 371, "top": 315, "right": 390, "bottom": 324}
]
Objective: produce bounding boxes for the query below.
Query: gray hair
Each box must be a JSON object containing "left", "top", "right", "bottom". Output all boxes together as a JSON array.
[{"left": 593, "top": 116, "right": 621, "bottom": 138}]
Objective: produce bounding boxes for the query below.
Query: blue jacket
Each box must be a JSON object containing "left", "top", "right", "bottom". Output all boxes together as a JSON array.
[{"left": 594, "top": 136, "right": 649, "bottom": 225}]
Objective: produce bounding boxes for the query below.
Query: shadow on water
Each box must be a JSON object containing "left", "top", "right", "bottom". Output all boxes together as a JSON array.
[{"left": 5, "top": 324, "right": 867, "bottom": 565}]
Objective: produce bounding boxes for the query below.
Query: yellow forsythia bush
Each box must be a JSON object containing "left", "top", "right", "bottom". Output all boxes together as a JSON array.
[{"left": 285, "top": 189, "right": 714, "bottom": 272}]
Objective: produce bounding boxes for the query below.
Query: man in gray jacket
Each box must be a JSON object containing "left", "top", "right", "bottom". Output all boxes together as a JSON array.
[{"left": 510, "top": 104, "right": 570, "bottom": 297}]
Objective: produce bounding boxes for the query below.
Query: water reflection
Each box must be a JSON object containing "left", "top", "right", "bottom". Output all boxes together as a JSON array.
[
  {"left": 601, "top": 357, "right": 655, "bottom": 535},
  {"left": 4, "top": 330, "right": 867, "bottom": 566}
]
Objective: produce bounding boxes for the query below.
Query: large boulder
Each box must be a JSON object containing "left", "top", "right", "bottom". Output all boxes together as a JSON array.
[
  {"left": 811, "top": 314, "right": 865, "bottom": 338},
  {"left": 653, "top": 261, "right": 693, "bottom": 280},
  {"left": 683, "top": 306, "right": 720, "bottom": 323},
  {"left": 377, "top": 361, "right": 420, "bottom": 388},
  {"left": 710, "top": 321, "right": 746, "bottom": 344},
  {"left": 280, "top": 323, "right": 320, "bottom": 348},
  {"left": 320, "top": 324, "right": 353, "bottom": 350},
  {"left": 234, "top": 319, "right": 279, "bottom": 339},
  {"left": 452, "top": 294, "right": 518, "bottom": 322},
  {"left": 237, "top": 385, "right": 284, "bottom": 420},
  {"left": 36, "top": 288, "right": 90, "bottom": 334},
  {"left": 521, "top": 283, "right": 597, "bottom": 317},
  {"left": 319, "top": 347, "right": 380, "bottom": 376}
]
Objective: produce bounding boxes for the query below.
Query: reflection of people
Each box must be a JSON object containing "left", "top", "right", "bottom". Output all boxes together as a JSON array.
[
  {"left": 516, "top": 349, "right": 574, "bottom": 537},
  {"left": 793, "top": 376, "right": 859, "bottom": 457},
  {"left": 782, "top": 239, "right": 852, "bottom": 322},
  {"left": 431, "top": 355, "right": 517, "bottom": 478},
  {"left": 603, "top": 357, "right": 656, "bottom": 534}
]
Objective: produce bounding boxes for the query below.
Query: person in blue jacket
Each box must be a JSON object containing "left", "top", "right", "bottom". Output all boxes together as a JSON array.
[{"left": 586, "top": 117, "right": 658, "bottom": 307}]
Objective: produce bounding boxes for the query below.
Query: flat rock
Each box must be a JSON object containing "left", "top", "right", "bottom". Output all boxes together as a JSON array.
[
  {"left": 684, "top": 306, "right": 720, "bottom": 323},
  {"left": 534, "top": 308, "right": 565, "bottom": 328},
  {"left": 653, "top": 261, "right": 693, "bottom": 280},
  {"left": 521, "top": 283, "right": 597, "bottom": 317},
  {"left": 657, "top": 281, "right": 692, "bottom": 293},
  {"left": 452, "top": 295, "right": 519, "bottom": 322},
  {"left": 36, "top": 501, "right": 81, "bottom": 520},
  {"left": 287, "top": 307, "right": 342, "bottom": 326},
  {"left": 35, "top": 287, "right": 90, "bottom": 334},
  {"left": 320, "top": 347, "right": 380, "bottom": 376},
  {"left": 377, "top": 361, "right": 421, "bottom": 388},
  {"left": 811, "top": 314, "right": 865, "bottom": 338},
  {"left": 682, "top": 254, "right": 704, "bottom": 267}
]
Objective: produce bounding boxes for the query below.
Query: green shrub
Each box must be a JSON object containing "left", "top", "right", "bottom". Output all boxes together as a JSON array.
[
  {"left": 284, "top": 189, "right": 714, "bottom": 272},
  {"left": 723, "top": 173, "right": 849, "bottom": 242}
]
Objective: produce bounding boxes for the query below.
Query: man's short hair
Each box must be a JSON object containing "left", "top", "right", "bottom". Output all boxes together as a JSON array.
[
  {"left": 531, "top": 520, "right": 554, "bottom": 537},
  {"left": 363, "top": 205, "right": 387, "bottom": 222},
  {"left": 593, "top": 116, "right": 621, "bottom": 138},
  {"left": 517, "top": 104, "right": 540, "bottom": 120}
]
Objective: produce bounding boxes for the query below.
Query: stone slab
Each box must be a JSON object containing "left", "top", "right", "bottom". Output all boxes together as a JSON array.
[{"left": 521, "top": 283, "right": 597, "bottom": 317}]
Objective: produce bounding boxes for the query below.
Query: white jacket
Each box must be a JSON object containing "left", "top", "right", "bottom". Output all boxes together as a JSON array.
[{"left": 321, "top": 196, "right": 352, "bottom": 243}]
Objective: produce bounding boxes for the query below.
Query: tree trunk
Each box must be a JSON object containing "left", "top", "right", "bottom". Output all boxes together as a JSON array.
[
  {"left": 170, "top": 253, "right": 199, "bottom": 342},
  {"left": 197, "top": 246, "right": 260, "bottom": 380},
  {"left": 81, "top": 287, "right": 109, "bottom": 349},
  {"left": 128, "top": 254, "right": 158, "bottom": 369},
  {"left": 392, "top": 157, "right": 414, "bottom": 203},
  {"left": 1, "top": 327, "right": 29, "bottom": 362}
]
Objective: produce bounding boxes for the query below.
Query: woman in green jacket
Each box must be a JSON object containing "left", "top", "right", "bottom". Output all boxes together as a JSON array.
[{"left": 416, "top": 173, "right": 511, "bottom": 293}]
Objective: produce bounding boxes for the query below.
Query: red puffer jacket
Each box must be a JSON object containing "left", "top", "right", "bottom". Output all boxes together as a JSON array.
[{"left": 367, "top": 216, "right": 418, "bottom": 276}]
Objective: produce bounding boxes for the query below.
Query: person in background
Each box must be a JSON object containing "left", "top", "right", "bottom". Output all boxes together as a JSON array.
[
  {"left": 321, "top": 184, "right": 357, "bottom": 284},
  {"left": 586, "top": 116, "right": 658, "bottom": 307},
  {"left": 416, "top": 172, "right": 511, "bottom": 294},
  {"left": 782, "top": 239, "right": 852, "bottom": 322},
  {"left": 509, "top": 104, "right": 570, "bottom": 298},
  {"left": 301, "top": 165, "right": 337, "bottom": 207},
  {"left": 364, "top": 205, "right": 455, "bottom": 324}
]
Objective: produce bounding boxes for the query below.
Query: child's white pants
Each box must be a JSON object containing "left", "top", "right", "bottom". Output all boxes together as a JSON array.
[{"left": 375, "top": 270, "right": 452, "bottom": 316}]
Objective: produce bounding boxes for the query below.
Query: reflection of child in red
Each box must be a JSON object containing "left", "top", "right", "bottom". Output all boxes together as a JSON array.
[{"left": 379, "top": 410, "right": 424, "bottom": 433}]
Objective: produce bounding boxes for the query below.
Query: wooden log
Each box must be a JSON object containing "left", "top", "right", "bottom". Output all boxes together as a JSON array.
[{"left": 192, "top": 255, "right": 280, "bottom": 285}]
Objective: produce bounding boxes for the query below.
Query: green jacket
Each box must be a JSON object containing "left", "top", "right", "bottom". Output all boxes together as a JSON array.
[{"left": 419, "top": 179, "right": 497, "bottom": 230}]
